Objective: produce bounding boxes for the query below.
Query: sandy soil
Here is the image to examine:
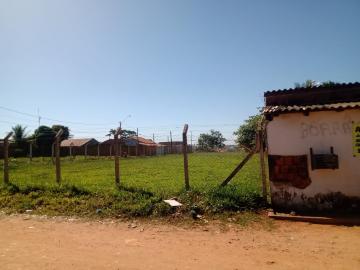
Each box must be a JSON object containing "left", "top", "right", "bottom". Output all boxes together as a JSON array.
[{"left": 0, "top": 215, "right": 359, "bottom": 270}]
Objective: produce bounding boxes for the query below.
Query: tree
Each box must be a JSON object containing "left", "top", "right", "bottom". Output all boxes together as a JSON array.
[
  {"left": 294, "top": 80, "right": 318, "bottom": 88},
  {"left": 106, "top": 129, "right": 116, "bottom": 139},
  {"left": 51, "top": 125, "right": 70, "bottom": 141},
  {"left": 234, "top": 114, "right": 262, "bottom": 151},
  {"left": 197, "top": 130, "right": 226, "bottom": 151},
  {"left": 321, "top": 80, "right": 337, "bottom": 87},
  {"left": 11, "top": 124, "right": 29, "bottom": 157},
  {"left": 121, "top": 129, "right": 136, "bottom": 138},
  {"left": 11, "top": 124, "right": 28, "bottom": 145},
  {"left": 294, "top": 80, "right": 338, "bottom": 88},
  {"left": 33, "top": 125, "right": 56, "bottom": 156},
  {"left": 106, "top": 129, "right": 136, "bottom": 139}
]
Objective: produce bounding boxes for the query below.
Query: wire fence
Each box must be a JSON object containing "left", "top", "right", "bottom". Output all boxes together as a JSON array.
[{"left": 0, "top": 105, "right": 265, "bottom": 198}]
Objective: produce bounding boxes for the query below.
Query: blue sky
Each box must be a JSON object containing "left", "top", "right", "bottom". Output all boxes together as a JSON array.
[{"left": 1, "top": 0, "right": 359, "bottom": 143}]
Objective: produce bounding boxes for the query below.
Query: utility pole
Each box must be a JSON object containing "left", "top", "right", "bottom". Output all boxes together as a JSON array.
[
  {"left": 37, "top": 108, "right": 41, "bottom": 127},
  {"left": 153, "top": 133, "right": 155, "bottom": 142}
]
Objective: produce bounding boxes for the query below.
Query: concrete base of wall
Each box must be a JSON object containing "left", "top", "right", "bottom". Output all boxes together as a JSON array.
[
  {"left": 271, "top": 190, "right": 360, "bottom": 215},
  {"left": 268, "top": 211, "right": 360, "bottom": 226}
]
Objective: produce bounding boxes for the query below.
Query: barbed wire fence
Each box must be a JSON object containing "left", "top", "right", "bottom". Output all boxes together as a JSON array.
[{"left": 0, "top": 105, "right": 265, "bottom": 196}]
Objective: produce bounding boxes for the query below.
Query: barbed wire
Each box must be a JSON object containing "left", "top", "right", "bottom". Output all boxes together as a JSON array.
[{"left": 1, "top": 105, "right": 240, "bottom": 144}]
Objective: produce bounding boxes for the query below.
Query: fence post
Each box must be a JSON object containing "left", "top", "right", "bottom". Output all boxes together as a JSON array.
[
  {"left": 29, "top": 141, "right": 33, "bottom": 162},
  {"left": 69, "top": 143, "right": 73, "bottom": 159},
  {"left": 3, "top": 132, "right": 13, "bottom": 185},
  {"left": 114, "top": 127, "right": 121, "bottom": 186},
  {"left": 183, "top": 124, "right": 190, "bottom": 190},
  {"left": 55, "top": 129, "right": 63, "bottom": 184},
  {"left": 136, "top": 128, "right": 139, "bottom": 156},
  {"left": 51, "top": 143, "right": 55, "bottom": 164},
  {"left": 84, "top": 144, "right": 88, "bottom": 159},
  {"left": 97, "top": 143, "right": 100, "bottom": 158},
  {"left": 259, "top": 128, "right": 268, "bottom": 199},
  {"left": 170, "top": 131, "right": 173, "bottom": 154}
]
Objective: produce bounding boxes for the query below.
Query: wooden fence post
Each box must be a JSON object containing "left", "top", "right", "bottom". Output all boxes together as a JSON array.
[
  {"left": 84, "top": 144, "right": 88, "bottom": 159},
  {"left": 69, "top": 143, "right": 73, "bottom": 159},
  {"left": 114, "top": 127, "right": 121, "bottom": 186},
  {"left": 136, "top": 128, "right": 139, "bottom": 156},
  {"left": 55, "top": 129, "right": 63, "bottom": 184},
  {"left": 183, "top": 124, "right": 190, "bottom": 190},
  {"left": 29, "top": 141, "right": 33, "bottom": 162},
  {"left": 51, "top": 143, "right": 55, "bottom": 164},
  {"left": 170, "top": 131, "right": 173, "bottom": 154},
  {"left": 259, "top": 128, "right": 268, "bottom": 199},
  {"left": 3, "top": 132, "right": 13, "bottom": 185}
]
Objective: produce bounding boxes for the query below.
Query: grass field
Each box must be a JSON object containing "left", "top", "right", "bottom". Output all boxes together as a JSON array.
[{"left": 0, "top": 152, "right": 265, "bottom": 217}]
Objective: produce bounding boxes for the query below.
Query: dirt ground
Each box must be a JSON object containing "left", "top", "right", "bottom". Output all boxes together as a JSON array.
[{"left": 0, "top": 214, "right": 359, "bottom": 270}]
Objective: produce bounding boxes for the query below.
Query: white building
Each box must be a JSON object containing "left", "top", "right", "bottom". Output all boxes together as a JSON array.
[{"left": 264, "top": 82, "right": 360, "bottom": 213}]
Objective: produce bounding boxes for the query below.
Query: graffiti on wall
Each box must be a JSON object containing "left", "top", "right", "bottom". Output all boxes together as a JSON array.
[{"left": 300, "top": 121, "right": 352, "bottom": 139}]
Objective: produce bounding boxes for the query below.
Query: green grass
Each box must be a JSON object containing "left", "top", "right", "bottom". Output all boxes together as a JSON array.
[{"left": 0, "top": 152, "right": 265, "bottom": 217}]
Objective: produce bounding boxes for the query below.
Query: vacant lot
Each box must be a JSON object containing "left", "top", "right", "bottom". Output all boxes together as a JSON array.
[{"left": 0, "top": 152, "right": 265, "bottom": 217}]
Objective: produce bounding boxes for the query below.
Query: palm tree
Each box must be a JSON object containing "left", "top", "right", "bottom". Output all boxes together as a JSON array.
[
  {"left": 11, "top": 124, "right": 28, "bottom": 144},
  {"left": 106, "top": 129, "right": 116, "bottom": 139},
  {"left": 11, "top": 124, "right": 29, "bottom": 157}
]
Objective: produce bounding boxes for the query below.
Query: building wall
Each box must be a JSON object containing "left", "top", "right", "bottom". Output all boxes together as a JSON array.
[{"left": 266, "top": 109, "right": 360, "bottom": 213}]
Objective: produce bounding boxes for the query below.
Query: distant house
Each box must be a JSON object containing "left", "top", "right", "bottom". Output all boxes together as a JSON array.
[
  {"left": 60, "top": 138, "right": 99, "bottom": 156},
  {"left": 263, "top": 82, "right": 360, "bottom": 213},
  {"left": 158, "top": 141, "right": 192, "bottom": 154},
  {"left": 101, "top": 136, "right": 157, "bottom": 157}
]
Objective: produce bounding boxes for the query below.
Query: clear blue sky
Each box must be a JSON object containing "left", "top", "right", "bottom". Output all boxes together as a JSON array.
[{"left": 1, "top": 0, "right": 359, "bottom": 143}]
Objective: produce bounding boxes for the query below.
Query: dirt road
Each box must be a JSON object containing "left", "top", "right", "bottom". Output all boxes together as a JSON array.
[{"left": 0, "top": 215, "right": 359, "bottom": 270}]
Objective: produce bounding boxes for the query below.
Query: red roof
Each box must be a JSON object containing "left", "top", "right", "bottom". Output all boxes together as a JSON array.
[
  {"left": 102, "top": 136, "right": 156, "bottom": 146},
  {"left": 61, "top": 138, "right": 98, "bottom": 147}
]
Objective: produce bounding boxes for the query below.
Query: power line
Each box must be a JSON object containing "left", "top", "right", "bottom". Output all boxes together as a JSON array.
[
  {"left": 1, "top": 106, "right": 243, "bottom": 130},
  {"left": 0, "top": 105, "right": 116, "bottom": 127},
  {"left": 0, "top": 119, "right": 38, "bottom": 129}
]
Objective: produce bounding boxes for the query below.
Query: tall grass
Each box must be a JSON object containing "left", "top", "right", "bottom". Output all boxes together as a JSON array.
[{"left": 0, "top": 152, "right": 265, "bottom": 217}]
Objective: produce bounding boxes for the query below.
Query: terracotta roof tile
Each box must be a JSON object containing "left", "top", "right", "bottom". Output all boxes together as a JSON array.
[
  {"left": 263, "top": 102, "right": 360, "bottom": 115},
  {"left": 61, "top": 138, "right": 98, "bottom": 147}
]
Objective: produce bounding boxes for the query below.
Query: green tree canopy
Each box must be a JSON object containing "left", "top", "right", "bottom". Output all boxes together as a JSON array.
[
  {"left": 11, "top": 124, "right": 28, "bottom": 145},
  {"left": 294, "top": 79, "right": 318, "bottom": 88},
  {"left": 294, "top": 80, "right": 338, "bottom": 88},
  {"left": 197, "top": 130, "right": 226, "bottom": 151},
  {"left": 11, "top": 124, "right": 29, "bottom": 156},
  {"left": 51, "top": 125, "right": 70, "bottom": 141},
  {"left": 321, "top": 80, "right": 338, "bottom": 87},
  {"left": 234, "top": 114, "right": 262, "bottom": 151},
  {"left": 107, "top": 129, "right": 136, "bottom": 138},
  {"left": 34, "top": 125, "right": 56, "bottom": 153}
]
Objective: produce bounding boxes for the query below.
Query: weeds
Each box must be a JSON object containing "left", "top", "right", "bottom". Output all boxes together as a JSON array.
[{"left": 0, "top": 153, "right": 265, "bottom": 218}]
